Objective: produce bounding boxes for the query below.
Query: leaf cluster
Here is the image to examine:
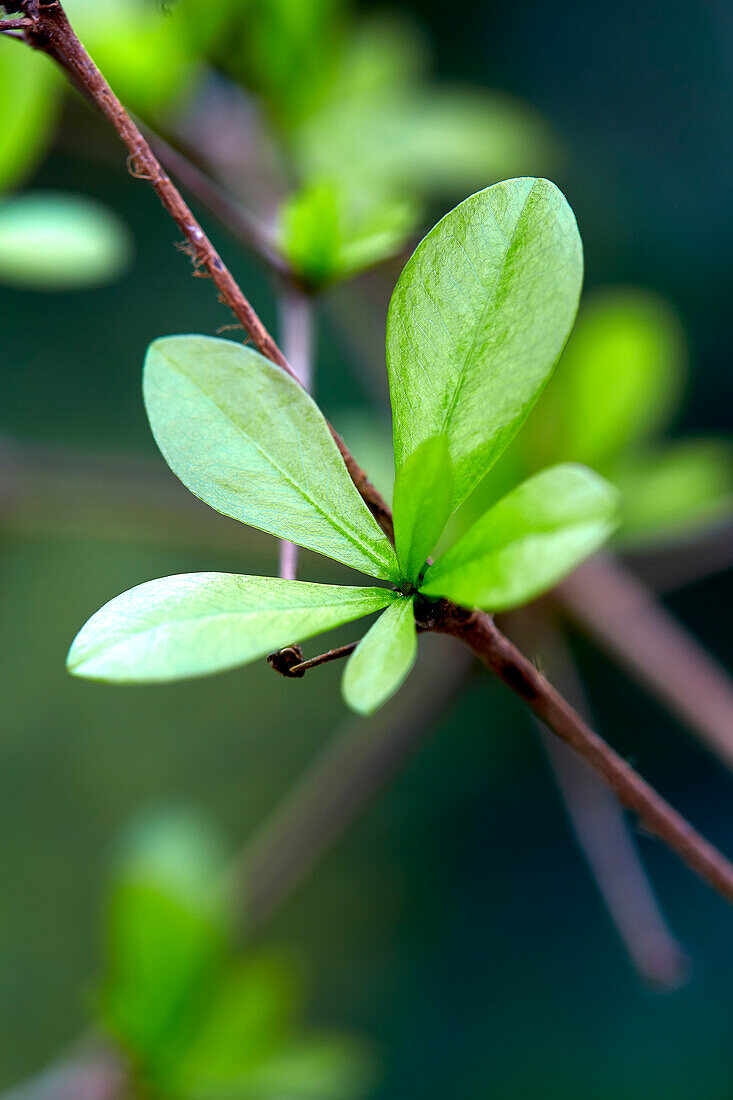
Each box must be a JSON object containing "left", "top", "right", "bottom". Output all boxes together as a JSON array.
[
  {"left": 69, "top": 179, "right": 619, "bottom": 715},
  {"left": 99, "top": 809, "right": 369, "bottom": 1099}
]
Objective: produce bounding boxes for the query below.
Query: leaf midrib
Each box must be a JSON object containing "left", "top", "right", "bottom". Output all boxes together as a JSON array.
[
  {"left": 72, "top": 597, "right": 388, "bottom": 667},
  {"left": 438, "top": 180, "right": 538, "bottom": 442}
]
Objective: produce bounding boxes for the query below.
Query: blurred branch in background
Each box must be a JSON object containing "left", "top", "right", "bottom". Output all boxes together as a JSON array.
[
  {"left": 0, "top": 435, "right": 270, "bottom": 556},
  {"left": 509, "top": 612, "right": 690, "bottom": 989},
  {"left": 277, "top": 285, "right": 315, "bottom": 581},
  {"left": 557, "top": 555, "right": 733, "bottom": 770}
]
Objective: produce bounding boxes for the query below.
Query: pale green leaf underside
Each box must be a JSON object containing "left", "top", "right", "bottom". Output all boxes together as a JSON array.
[
  {"left": 342, "top": 596, "right": 417, "bottom": 715},
  {"left": 421, "top": 464, "right": 618, "bottom": 611},
  {"left": 387, "top": 177, "right": 583, "bottom": 513},
  {"left": 393, "top": 436, "right": 453, "bottom": 583},
  {"left": 144, "top": 336, "right": 399, "bottom": 581},
  {"left": 68, "top": 573, "right": 396, "bottom": 683}
]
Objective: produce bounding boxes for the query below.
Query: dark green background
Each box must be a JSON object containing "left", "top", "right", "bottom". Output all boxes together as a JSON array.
[{"left": 2, "top": 0, "right": 732, "bottom": 1095}]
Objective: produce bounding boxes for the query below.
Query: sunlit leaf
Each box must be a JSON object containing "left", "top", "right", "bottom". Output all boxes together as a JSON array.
[
  {"left": 172, "top": 956, "right": 298, "bottom": 1090},
  {"left": 100, "top": 810, "right": 227, "bottom": 1070},
  {"left": 342, "top": 597, "right": 416, "bottom": 715},
  {"left": 68, "top": 573, "right": 396, "bottom": 683},
  {"left": 280, "top": 178, "right": 414, "bottom": 285},
  {"left": 613, "top": 440, "right": 733, "bottom": 545},
  {"left": 0, "top": 44, "right": 58, "bottom": 192},
  {"left": 65, "top": 0, "right": 199, "bottom": 113},
  {"left": 387, "top": 178, "right": 583, "bottom": 513},
  {"left": 144, "top": 336, "right": 400, "bottom": 580},
  {"left": 421, "top": 464, "right": 618, "bottom": 611},
  {"left": 0, "top": 192, "right": 132, "bottom": 289},
  {"left": 393, "top": 436, "right": 452, "bottom": 583},
  {"left": 524, "top": 288, "right": 687, "bottom": 469}
]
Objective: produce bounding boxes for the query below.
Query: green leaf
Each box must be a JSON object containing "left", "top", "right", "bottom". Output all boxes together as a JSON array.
[
  {"left": 524, "top": 288, "right": 686, "bottom": 469},
  {"left": 171, "top": 956, "right": 299, "bottom": 1092},
  {"left": 393, "top": 436, "right": 452, "bottom": 583},
  {"left": 0, "top": 44, "right": 58, "bottom": 192},
  {"left": 0, "top": 193, "right": 132, "bottom": 289},
  {"left": 387, "top": 178, "right": 583, "bottom": 513},
  {"left": 100, "top": 810, "right": 227, "bottom": 1071},
  {"left": 280, "top": 178, "right": 415, "bottom": 285},
  {"left": 421, "top": 464, "right": 618, "bottom": 611},
  {"left": 66, "top": 0, "right": 198, "bottom": 114},
  {"left": 67, "top": 573, "right": 397, "bottom": 683},
  {"left": 144, "top": 335, "right": 399, "bottom": 580},
  {"left": 613, "top": 440, "right": 733, "bottom": 545},
  {"left": 342, "top": 597, "right": 416, "bottom": 715},
  {"left": 201, "top": 1035, "right": 370, "bottom": 1100}
]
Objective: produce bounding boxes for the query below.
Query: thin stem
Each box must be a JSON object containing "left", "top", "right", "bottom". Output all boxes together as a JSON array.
[
  {"left": 512, "top": 611, "right": 689, "bottom": 988},
  {"left": 289, "top": 641, "right": 358, "bottom": 676},
  {"left": 557, "top": 554, "right": 733, "bottom": 770},
  {"left": 277, "top": 284, "right": 314, "bottom": 580},
  {"left": 142, "top": 126, "right": 291, "bottom": 278},
  {"left": 436, "top": 605, "right": 733, "bottom": 903}
]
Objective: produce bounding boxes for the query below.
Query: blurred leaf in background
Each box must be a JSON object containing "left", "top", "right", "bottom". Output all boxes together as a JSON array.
[
  {"left": 0, "top": 192, "right": 133, "bottom": 289},
  {"left": 0, "top": 41, "right": 59, "bottom": 192},
  {"left": 99, "top": 808, "right": 370, "bottom": 1099},
  {"left": 448, "top": 288, "right": 733, "bottom": 549}
]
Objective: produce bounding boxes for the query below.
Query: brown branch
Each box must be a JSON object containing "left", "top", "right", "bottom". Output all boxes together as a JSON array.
[
  {"left": 556, "top": 554, "right": 733, "bottom": 770},
  {"left": 10, "top": 0, "right": 733, "bottom": 906},
  {"left": 142, "top": 126, "right": 292, "bottom": 279},
  {"left": 431, "top": 602, "right": 733, "bottom": 903}
]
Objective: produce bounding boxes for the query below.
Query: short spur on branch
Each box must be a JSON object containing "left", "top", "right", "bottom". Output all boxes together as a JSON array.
[{"left": 68, "top": 177, "right": 618, "bottom": 715}]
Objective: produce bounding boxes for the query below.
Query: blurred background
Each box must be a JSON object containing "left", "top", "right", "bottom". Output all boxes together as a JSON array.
[{"left": 2, "top": 0, "right": 733, "bottom": 1096}]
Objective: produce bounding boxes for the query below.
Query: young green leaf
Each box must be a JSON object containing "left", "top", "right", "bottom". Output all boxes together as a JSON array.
[
  {"left": 613, "top": 440, "right": 733, "bottom": 545},
  {"left": 0, "top": 193, "right": 132, "bottom": 290},
  {"left": 101, "top": 810, "right": 227, "bottom": 1068},
  {"left": 67, "top": 573, "right": 397, "bottom": 683},
  {"left": 387, "top": 178, "right": 583, "bottom": 513},
  {"left": 342, "top": 597, "right": 417, "bottom": 715},
  {"left": 393, "top": 436, "right": 452, "bottom": 583},
  {"left": 0, "top": 45, "right": 58, "bottom": 192},
  {"left": 523, "top": 288, "right": 686, "bottom": 470},
  {"left": 144, "top": 336, "right": 399, "bottom": 581},
  {"left": 420, "top": 464, "right": 618, "bottom": 611}
]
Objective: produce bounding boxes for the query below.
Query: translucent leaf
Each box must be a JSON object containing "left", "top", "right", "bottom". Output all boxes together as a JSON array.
[
  {"left": 201, "top": 1035, "right": 370, "bottom": 1100},
  {"left": 393, "top": 437, "right": 453, "bottom": 583},
  {"left": 613, "top": 440, "right": 733, "bottom": 545},
  {"left": 296, "top": 83, "right": 554, "bottom": 200},
  {"left": 0, "top": 44, "right": 58, "bottom": 192},
  {"left": 100, "top": 810, "right": 227, "bottom": 1069},
  {"left": 280, "top": 178, "right": 415, "bottom": 285},
  {"left": 0, "top": 192, "right": 132, "bottom": 290},
  {"left": 67, "top": 573, "right": 397, "bottom": 683},
  {"left": 144, "top": 336, "right": 399, "bottom": 580},
  {"left": 65, "top": 0, "right": 199, "bottom": 113},
  {"left": 171, "top": 956, "right": 299, "bottom": 1090},
  {"left": 387, "top": 178, "right": 583, "bottom": 514},
  {"left": 524, "top": 288, "right": 686, "bottom": 469},
  {"left": 421, "top": 464, "right": 618, "bottom": 611},
  {"left": 342, "top": 597, "right": 416, "bottom": 715}
]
